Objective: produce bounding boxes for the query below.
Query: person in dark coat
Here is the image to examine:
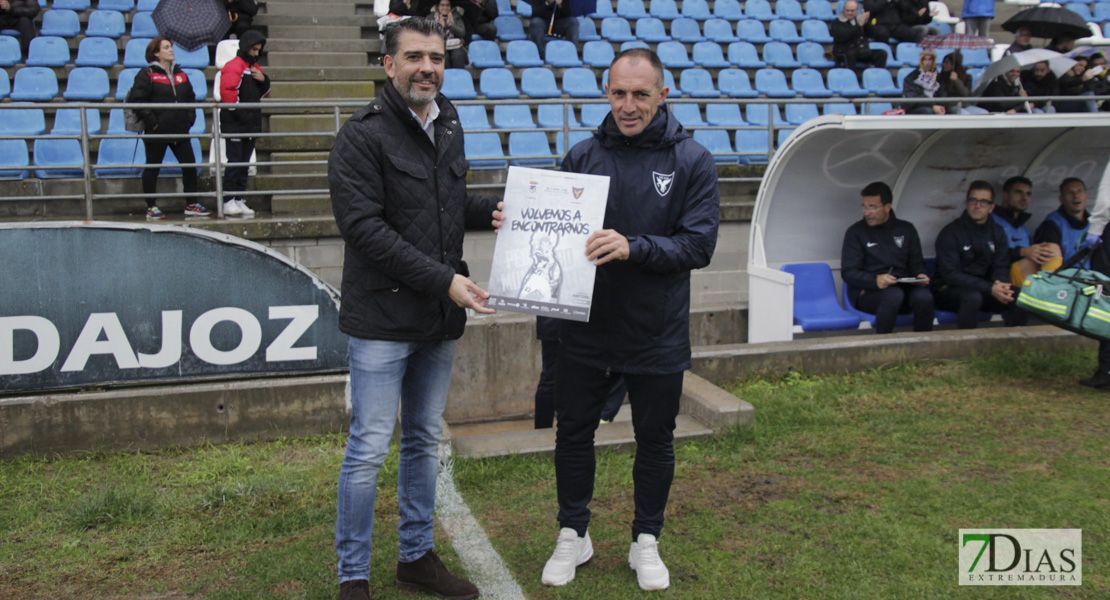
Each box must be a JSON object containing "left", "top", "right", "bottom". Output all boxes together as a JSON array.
[
  {"left": 518, "top": 48, "right": 719, "bottom": 592},
  {"left": 1005, "top": 27, "right": 1032, "bottom": 55},
  {"left": 831, "top": 0, "right": 887, "bottom": 69},
  {"left": 1021, "top": 61, "right": 1059, "bottom": 111},
  {"left": 429, "top": 0, "right": 468, "bottom": 67},
  {"left": 864, "top": 0, "right": 916, "bottom": 43},
  {"left": 462, "top": 0, "right": 499, "bottom": 40},
  {"left": 979, "top": 66, "right": 1031, "bottom": 113},
  {"left": 130, "top": 37, "right": 206, "bottom": 219},
  {"left": 932, "top": 181, "right": 1018, "bottom": 329},
  {"left": 390, "top": 0, "right": 437, "bottom": 16},
  {"left": 529, "top": 0, "right": 579, "bottom": 60},
  {"left": 534, "top": 317, "right": 626, "bottom": 429},
  {"left": 902, "top": 48, "right": 947, "bottom": 114},
  {"left": 328, "top": 17, "right": 496, "bottom": 600},
  {"left": 0, "top": 0, "right": 38, "bottom": 58},
  {"left": 219, "top": 30, "right": 270, "bottom": 217},
  {"left": 841, "top": 181, "right": 933, "bottom": 334},
  {"left": 225, "top": 0, "right": 259, "bottom": 39},
  {"left": 898, "top": 0, "right": 938, "bottom": 41}
]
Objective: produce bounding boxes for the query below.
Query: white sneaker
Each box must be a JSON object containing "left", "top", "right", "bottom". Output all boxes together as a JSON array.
[
  {"left": 629, "top": 533, "right": 669, "bottom": 591},
  {"left": 223, "top": 198, "right": 243, "bottom": 216},
  {"left": 541, "top": 528, "right": 592, "bottom": 586},
  {"left": 235, "top": 198, "right": 255, "bottom": 217}
]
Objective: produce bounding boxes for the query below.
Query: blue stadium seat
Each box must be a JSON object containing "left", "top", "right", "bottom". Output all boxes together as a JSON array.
[
  {"left": 123, "top": 37, "right": 152, "bottom": 67},
  {"left": 578, "top": 16, "right": 601, "bottom": 41},
  {"left": 679, "top": 68, "right": 719, "bottom": 97},
  {"left": 714, "top": 0, "right": 744, "bottom": 20},
  {"left": 768, "top": 19, "right": 804, "bottom": 43},
  {"left": 827, "top": 67, "right": 868, "bottom": 97},
  {"left": 583, "top": 40, "right": 615, "bottom": 67},
  {"left": 866, "top": 101, "right": 894, "bottom": 114},
  {"left": 114, "top": 67, "right": 140, "bottom": 100},
  {"left": 781, "top": 263, "right": 862, "bottom": 332},
  {"left": 555, "top": 130, "right": 592, "bottom": 157},
  {"left": 754, "top": 67, "right": 795, "bottom": 97},
  {"left": 62, "top": 66, "right": 110, "bottom": 100},
  {"left": 39, "top": 10, "right": 81, "bottom": 37},
  {"left": 932, "top": 21, "right": 952, "bottom": 34},
  {"left": 870, "top": 41, "right": 897, "bottom": 66},
  {"left": 650, "top": 0, "right": 680, "bottom": 19},
  {"left": 33, "top": 139, "right": 85, "bottom": 178},
  {"left": 896, "top": 67, "right": 915, "bottom": 90},
  {"left": 705, "top": 102, "right": 746, "bottom": 125},
  {"left": 617, "top": 0, "right": 649, "bottom": 19},
  {"left": 1095, "top": 2, "right": 1110, "bottom": 21},
  {"left": 763, "top": 41, "right": 801, "bottom": 68},
  {"left": 580, "top": 103, "right": 611, "bottom": 126},
  {"left": 0, "top": 140, "right": 30, "bottom": 180},
  {"left": 862, "top": 67, "right": 900, "bottom": 96},
  {"left": 506, "top": 40, "right": 544, "bottom": 67},
  {"left": 744, "top": 0, "right": 773, "bottom": 20},
  {"left": 495, "top": 16, "right": 527, "bottom": 41},
  {"left": 456, "top": 105, "right": 491, "bottom": 130},
  {"left": 10, "top": 67, "right": 58, "bottom": 101},
  {"left": 746, "top": 102, "right": 787, "bottom": 126},
  {"left": 467, "top": 40, "right": 503, "bottom": 68},
  {"left": 442, "top": 68, "right": 478, "bottom": 99},
  {"left": 635, "top": 17, "right": 670, "bottom": 42},
  {"left": 691, "top": 41, "right": 730, "bottom": 68},
  {"left": 521, "top": 67, "right": 561, "bottom": 97},
  {"left": 561, "top": 67, "right": 603, "bottom": 97},
  {"left": 85, "top": 10, "right": 126, "bottom": 38},
  {"left": 658, "top": 41, "right": 695, "bottom": 68},
  {"left": 960, "top": 48, "right": 991, "bottom": 68},
  {"left": 479, "top": 68, "right": 519, "bottom": 98},
  {"left": 806, "top": 0, "right": 836, "bottom": 21},
  {"left": 0, "top": 36, "right": 19, "bottom": 67},
  {"left": 792, "top": 67, "right": 833, "bottom": 97},
  {"left": 620, "top": 40, "right": 650, "bottom": 51},
  {"left": 778, "top": 128, "right": 795, "bottom": 146},
  {"left": 0, "top": 72, "right": 10, "bottom": 100},
  {"left": 784, "top": 102, "right": 820, "bottom": 125},
  {"left": 601, "top": 17, "right": 637, "bottom": 42},
  {"left": 152, "top": 138, "right": 202, "bottom": 178},
  {"left": 776, "top": 0, "right": 806, "bottom": 20},
  {"left": 189, "top": 109, "right": 206, "bottom": 135},
  {"left": 545, "top": 40, "right": 583, "bottom": 66},
  {"left": 0, "top": 106, "right": 46, "bottom": 135},
  {"left": 1067, "top": 3, "right": 1094, "bottom": 20},
  {"left": 704, "top": 18, "right": 739, "bottom": 42},
  {"left": 493, "top": 104, "right": 536, "bottom": 129},
  {"left": 98, "top": 0, "right": 135, "bottom": 10},
  {"left": 728, "top": 42, "right": 765, "bottom": 68},
  {"left": 131, "top": 12, "right": 159, "bottom": 38},
  {"left": 823, "top": 102, "right": 858, "bottom": 115},
  {"left": 681, "top": 0, "right": 712, "bottom": 19},
  {"left": 52, "top": 108, "right": 101, "bottom": 135},
  {"left": 735, "top": 129, "right": 770, "bottom": 164},
  {"left": 895, "top": 42, "right": 921, "bottom": 67},
  {"left": 516, "top": 0, "right": 531, "bottom": 16},
  {"left": 464, "top": 132, "right": 508, "bottom": 169},
  {"left": 590, "top": 0, "right": 615, "bottom": 18},
  {"left": 95, "top": 138, "right": 141, "bottom": 178},
  {"left": 801, "top": 19, "right": 834, "bottom": 43},
  {"left": 172, "top": 44, "right": 209, "bottom": 68},
  {"left": 75, "top": 37, "right": 119, "bottom": 67},
  {"left": 671, "top": 18, "right": 705, "bottom": 42},
  {"left": 26, "top": 36, "right": 70, "bottom": 67},
  {"left": 52, "top": 0, "right": 90, "bottom": 10},
  {"left": 508, "top": 131, "right": 556, "bottom": 167},
  {"left": 137, "top": 0, "right": 161, "bottom": 11},
  {"left": 735, "top": 19, "right": 771, "bottom": 43},
  {"left": 537, "top": 103, "right": 580, "bottom": 128},
  {"left": 670, "top": 103, "right": 706, "bottom": 127},
  {"left": 184, "top": 68, "right": 207, "bottom": 100},
  {"left": 693, "top": 130, "right": 739, "bottom": 164},
  {"left": 797, "top": 41, "right": 834, "bottom": 67},
  {"left": 718, "top": 68, "right": 759, "bottom": 97}
]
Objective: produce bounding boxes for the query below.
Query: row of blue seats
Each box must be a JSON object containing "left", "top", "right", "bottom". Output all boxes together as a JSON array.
[
  {"left": 581, "top": 0, "right": 838, "bottom": 22},
  {"left": 0, "top": 64, "right": 207, "bottom": 101},
  {"left": 23, "top": 0, "right": 158, "bottom": 11},
  {"left": 28, "top": 9, "right": 158, "bottom": 39},
  {"left": 1060, "top": 2, "right": 1110, "bottom": 23},
  {"left": 2, "top": 36, "right": 208, "bottom": 68}
]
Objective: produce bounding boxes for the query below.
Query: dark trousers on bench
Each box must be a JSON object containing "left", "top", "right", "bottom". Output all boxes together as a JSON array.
[
  {"left": 856, "top": 284, "right": 934, "bottom": 334},
  {"left": 935, "top": 285, "right": 1017, "bottom": 330}
]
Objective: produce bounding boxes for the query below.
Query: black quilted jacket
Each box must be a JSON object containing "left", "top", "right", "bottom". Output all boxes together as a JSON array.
[{"left": 328, "top": 78, "right": 498, "bottom": 341}]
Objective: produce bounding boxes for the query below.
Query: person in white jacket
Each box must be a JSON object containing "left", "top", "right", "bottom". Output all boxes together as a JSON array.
[{"left": 1079, "top": 160, "right": 1110, "bottom": 389}]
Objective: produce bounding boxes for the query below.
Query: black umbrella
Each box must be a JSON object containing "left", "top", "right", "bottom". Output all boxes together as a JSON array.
[
  {"left": 1002, "top": 6, "right": 1091, "bottom": 40},
  {"left": 152, "top": 0, "right": 231, "bottom": 52}
]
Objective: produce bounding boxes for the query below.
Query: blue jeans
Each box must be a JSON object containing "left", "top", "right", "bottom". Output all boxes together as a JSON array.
[{"left": 335, "top": 337, "right": 456, "bottom": 583}]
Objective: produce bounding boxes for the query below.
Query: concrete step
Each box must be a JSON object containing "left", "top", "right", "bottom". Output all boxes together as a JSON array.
[
  {"left": 256, "top": 14, "right": 379, "bottom": 27},
  {"left": 257, "top": 133, "right": 335, "bottom": 152},
  {"left": 266, "top": 25, "right": 365, "bottom": 39},
  {"left": 269, "top": 113, "right": 356, "bottom": 133},
  {"left": 263, "top": 1, "right": 358, "bottom": 16},
  {"left": 268, "top": 52, "right": 369, "bottom": 68},
  {"left": 271, "top": 151, "right": 330, "bottom": 174},
  {"left": 253, "top": 173, "right": 328, "bottom": 192},
  {"left": 268, "top": 81, "right": 376, "bottom": 100},
  {"left": 266, "top": 39, "right": 379, "bottom": 53},
  {"left": 272, "top": 193, "right": 334, "bottom": 215},
  {"left": 263, "top": 66, "right": 380, "bottom": 81}
]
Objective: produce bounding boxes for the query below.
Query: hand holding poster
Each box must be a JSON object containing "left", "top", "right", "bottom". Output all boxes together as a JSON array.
[{"left": 487, "top": 166, "right": 610, "bottom": 322}]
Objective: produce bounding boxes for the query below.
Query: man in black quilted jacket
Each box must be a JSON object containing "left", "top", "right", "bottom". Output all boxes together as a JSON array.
[{"left": 327, "top": 17, "right": 498, "bottom": 600}]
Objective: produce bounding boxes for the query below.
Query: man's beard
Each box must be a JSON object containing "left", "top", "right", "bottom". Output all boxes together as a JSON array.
[{"left": 398, "top": 74, "right": 440, "bottom": 107}]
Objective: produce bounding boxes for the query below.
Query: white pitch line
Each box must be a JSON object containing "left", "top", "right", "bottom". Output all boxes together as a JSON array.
[{"left": 437, "top": 442, "right": 526, "bottom": 600}]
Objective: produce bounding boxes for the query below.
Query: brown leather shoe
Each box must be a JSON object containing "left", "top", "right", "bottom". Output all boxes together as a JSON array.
[
  {"left": 396, "top": 550, "right": 479, "bottom": 599},
  {"left": 339, "top": 579, "right": 370, "bottom": 600}
]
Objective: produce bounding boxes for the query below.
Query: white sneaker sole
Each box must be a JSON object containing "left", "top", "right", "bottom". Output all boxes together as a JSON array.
[{"left": 541, "top": 544, "right": 593, "bottom": 587}]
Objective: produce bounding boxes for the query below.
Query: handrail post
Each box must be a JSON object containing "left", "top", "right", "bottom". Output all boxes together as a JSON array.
[
  {"left": 212, "top": 105, "right": 224, "bottom": 217},
  {"left": 79, "top": 106, "right": 94, "bottom": 220}
]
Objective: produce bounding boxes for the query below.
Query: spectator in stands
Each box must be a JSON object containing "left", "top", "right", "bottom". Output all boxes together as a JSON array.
[
  {"left": 978, "top": 67, "right": 1031, "bottom": 114},
  {"left": 0, "top": 0, "right": 38, "bottom": 60},
  {"left": 226, "top": 0, "right": 259, "bottom": 40},
  {"left": 461, "top": 0, "right": 499, "bottom": 41},
  {"left": 534, "top": 317, "right": 627, "bottom": 429},
  {"left": 902, "top": 48, "right": 947, "bottom": 114},
  {"left": 1080, "top": 162, "right": 1110, "bottom": 389},
  {"left": 131, "top": 38, "right": 207, "bottom": 220},
  {"left": 898, "top": 0, "right": 939, "bottom": 42},
  {"left": 1021, "top": 61, "right": 1059, "bottom": 111},
  {"left": 1056, "top": 55, "right": 1097, "bottom": 112},
  {"left": 932, "top": 181, "right": 1017, "bottom": 329},
  {"left": 841, "top": 181, "right": 934, "bottom": 334},
  {"left": 1006, "top": 27, "right": 1032, "bottom": 56},
  {"left": 328, "top": 17, "right": 497, "bottom": 600},
  {"left": 992, "top": 175, "right": 1061, "bottom": 286},
  {"left": 960, "top": 0, "right": 993, "bottom": 38},
  {"left": 390, "top": 0, "right": 436, "bottom": 17},
  {"left": 1033, "top": 177, "right": 1091, "bottom": 265},
  {"left": 526, "top": 48, "right": 718, "bottom": 592},
  {"left": 431, "top": 0, "right": 468, "bottom": 68},
  {"left": 831, "top": 1, "right": 887, "bottom": 69},
  {"left": 529, "top": 0, "right": 579, "bottom": 60},
  {"left": 864, "top": 0, "right": 918, "bottom": 44},
  {"left": 1047, "top": 35, "right": 1076, "bottom": 55},
  {"left": 220, "top": 30, "right": 270, "bottom": 218},
  {"left": 939, "top": 51, "right": 971, "bottom": 99},
  {"left": 1084, "top": 53, "right": 1110, "bottom": 110}
]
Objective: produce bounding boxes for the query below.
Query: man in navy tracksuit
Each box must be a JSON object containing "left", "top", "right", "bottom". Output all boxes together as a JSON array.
[
  {"left": 537, "top": 48, "right": 719, "bottom": 592},
  {"left": 840, "top": 181, "right": 933, "bottom": 334}
]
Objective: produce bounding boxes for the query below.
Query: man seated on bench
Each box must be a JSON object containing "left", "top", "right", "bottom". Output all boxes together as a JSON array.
[
  {"left": 841, "top": 181, "right": 934, "bottom": 334},
  {"left": 933, "top": 180, "right": 1019, "bottom": 329},
  {"left": 992, "top": 175, "right": 1062, "bottom": 288},
  {"left": 1033, "top": 177, "right": 1091, "bottom": 268}
]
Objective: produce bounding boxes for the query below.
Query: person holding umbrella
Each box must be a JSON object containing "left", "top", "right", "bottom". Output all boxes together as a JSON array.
[
  {"left": 225, "top": 0, "right": 258, "bottom": 39},
  {"left": 979, "top": 66, "right": 1032, "bottom": 113},
  {"left": 131, "top": 38, "right": 209, "bottom": 219},
  {"left": 529, "top": 0, "right": 579, "bottom": 61},
  {"left": 219, "top": 30, "right": 270, "bottom": 217}
]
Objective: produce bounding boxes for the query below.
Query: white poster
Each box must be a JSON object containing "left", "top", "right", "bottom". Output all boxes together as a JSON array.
[{"left": 487, "top": 166, "right": 610, "bottom": 322}]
